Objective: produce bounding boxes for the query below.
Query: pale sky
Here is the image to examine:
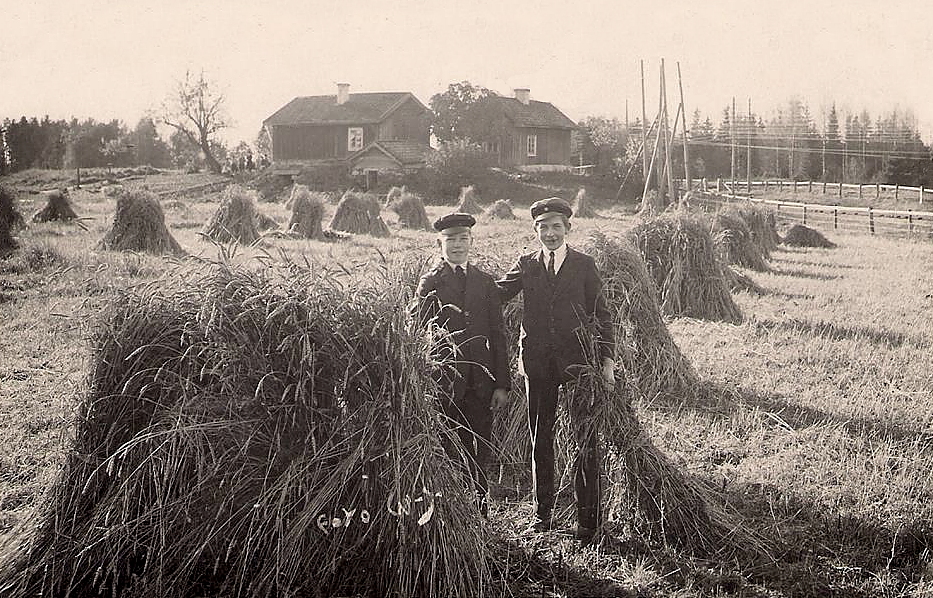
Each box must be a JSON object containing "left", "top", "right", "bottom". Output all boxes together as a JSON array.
[{"left": 2, "top": 0, "right": 931, "bottom": 145}]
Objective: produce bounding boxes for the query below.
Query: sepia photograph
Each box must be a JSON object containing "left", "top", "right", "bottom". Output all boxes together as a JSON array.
[{"left": 1, "top": 1, "right": 932, "bottom": 596}]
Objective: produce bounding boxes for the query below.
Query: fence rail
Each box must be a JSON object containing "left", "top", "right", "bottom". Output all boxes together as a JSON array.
[
  {"left": 680, "top": 177, "right": 932, "bottom": 204},
  {"left": 690, "top": 190, "right": 933, "bottom": 240}
]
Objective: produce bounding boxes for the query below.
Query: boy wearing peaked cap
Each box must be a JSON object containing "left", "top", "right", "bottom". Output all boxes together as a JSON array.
[
  {"left": 497, "top": 197, "right": 615, "bottom": 544},
  {"left": 410, "top": 212, "right": 510, "bottom": 515}
]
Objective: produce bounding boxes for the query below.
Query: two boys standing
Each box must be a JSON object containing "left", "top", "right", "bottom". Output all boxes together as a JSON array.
[{"left": 412, "top": 197, "right": 615, "bottom": 544}]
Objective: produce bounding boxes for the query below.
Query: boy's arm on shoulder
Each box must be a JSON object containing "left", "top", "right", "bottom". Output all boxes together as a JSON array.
[
  {"left": 584, "top": 257, "right": 615, "bottom": 359},
  {"left": 496, "top": 256, "right": 524, "bottom": 303},
  {"left": 485, "top": 275, "right": 511, "bottom": 390}
]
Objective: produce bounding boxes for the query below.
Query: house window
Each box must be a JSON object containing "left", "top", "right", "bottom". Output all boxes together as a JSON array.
[
  {"left": 348, "top": 127, "right": 364, "bottom": 152},
  {"left": 526, "top": 134, "right": 537, "bottom": 157}
]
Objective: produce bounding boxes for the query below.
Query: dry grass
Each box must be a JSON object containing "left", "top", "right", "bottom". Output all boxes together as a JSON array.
[
  {"left": 710, "top": 208, "right": 770, "bottom": 272},
  {"left": 330, "top": 190, "right": 390, "bottom": 237},
  {"left": 389, "top": 189, "right": 432, "bottom": 230},
  {"left": 203, "top": 184, "right": 260, "bottom": 245},
  {"left": 98, "top": 188, "right": 185, "bottom": 256},
  {"left": 3, "top": 172, "right": 933, "bottom": 596},
  {"left": 630, "top": 212, "right": 743, "bottom": 323}
]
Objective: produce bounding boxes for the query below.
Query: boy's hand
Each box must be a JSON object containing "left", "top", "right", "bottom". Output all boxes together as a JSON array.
[
  {"left": 491, "top": 388, "right": 509, "bottom": 411},
  {"left": 601, "top": 358, "right": 615, "bottom": 387}
]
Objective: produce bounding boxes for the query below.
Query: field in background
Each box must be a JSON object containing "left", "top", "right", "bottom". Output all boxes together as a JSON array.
[{"left": 1, "top": 172, "right": 933, "bottom": 596}]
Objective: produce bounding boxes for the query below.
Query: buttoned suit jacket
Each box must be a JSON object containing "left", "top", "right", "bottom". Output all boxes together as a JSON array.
[
  {"left": 412, "top": 260, "right": 511, "bottom": 402},
  {"left": 497, "top": 246, "right": 614, "bottom": 381}
]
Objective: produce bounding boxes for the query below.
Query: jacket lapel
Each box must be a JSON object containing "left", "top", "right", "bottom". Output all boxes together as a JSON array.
[{"left": 551, "top": 247, "right": 578, "bottom": 298}]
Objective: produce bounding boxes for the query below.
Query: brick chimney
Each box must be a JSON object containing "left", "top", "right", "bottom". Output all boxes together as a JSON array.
[
  {"left": 514, "top": 88, "right": 530, "bottom": 105},
  {"left": 337, "top": 83, "right": 350, "bottom": 105}
]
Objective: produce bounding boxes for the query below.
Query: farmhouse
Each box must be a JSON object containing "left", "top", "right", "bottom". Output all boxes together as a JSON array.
[
  {"left": 263, "top": 84, "right": 432, "bottom": 175},
  {"left": 479, "top": 89, "right": 577, "bottom": 170}
]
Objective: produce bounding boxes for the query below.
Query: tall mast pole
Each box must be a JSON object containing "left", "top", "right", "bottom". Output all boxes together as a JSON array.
[
  {"left": 676, "top": 62, "right": 691, "bottom": 195},
  {"left": 640, "top": 60, "right": 649, "bottom": 189}
]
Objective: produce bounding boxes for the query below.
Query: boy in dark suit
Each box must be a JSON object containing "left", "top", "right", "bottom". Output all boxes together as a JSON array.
[
  {"left": 411, "top": 212, "right": 510, "bottom": 514},
  {"left": 497, "top": 197, "right": 615, "bottom": 543}
]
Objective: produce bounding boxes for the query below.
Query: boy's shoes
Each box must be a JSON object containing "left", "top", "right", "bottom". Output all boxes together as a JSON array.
[{"left": 574, "top": 525, "right": 597, "bottom": 545}]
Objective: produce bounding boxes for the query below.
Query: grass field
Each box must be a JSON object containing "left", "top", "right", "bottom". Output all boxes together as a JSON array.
[{"left": 1, "top": 172, "right": 932, "bottom": 596}]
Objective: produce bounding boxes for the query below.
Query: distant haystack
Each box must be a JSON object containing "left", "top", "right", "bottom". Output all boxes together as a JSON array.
[
  {"left": 329, "top": 190, "right": 390, "bottom": 237},
  {"left": 385, "top": 185, "right": 406, "bottom": 206},
  {"left": 98, "top": 189, "right": 185, "bottom": 256},
  {"left": 734, "top": 204, "right": 780, "bottom": 256},
  {"left": 287, "top": 185, "right": 326, "bottom": 239},
  {"left": 203, "top": 185, "right": 260, "bottom": 245},
  {"left": 710, "top": 208, "right": 769, "bottom": 271},
  {"left": 255, "top": 212, "right": 280, "bottom": 232},
  {"left": 389, "top": 190, "right": 432, "bottom": 230},
  {"left": 485, "top": 199, "right": 515, "bottom": 219},
  {"left": 573, "top": 188, "right": 598, "bottom": 218},
  {"left": 782, "top": 224, "right": 836, "bottom": 248},
  {"left": 32, "top": 189, "right": 78, "bottom": 223},
  {"left": 456, "top": 185, "right": 483, "bottom": 214},
  {"left": 1, "top": 184, "right": 23, "bottom": 255},
  {"left": 630, "top": 213, "right": 742, "bottom": 323}
]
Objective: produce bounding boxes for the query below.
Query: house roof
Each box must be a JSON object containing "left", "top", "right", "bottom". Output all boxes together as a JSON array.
[
  {"left": 350, "top": 140, "right": 432, "bottom": 166},
  {"left": 263, "top": 92, "right": 427, "bottom": 126},
  {"left": 484, "top": 96, "right": 577, "bottom": 129}
]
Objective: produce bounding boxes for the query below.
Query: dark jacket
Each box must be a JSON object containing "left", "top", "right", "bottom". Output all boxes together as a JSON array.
[
  {"left": 497, "top": 246, "right": 614, "bottom": 381},
  {"left": 412, "top": 260, "right": 511, "bottom": 401}
]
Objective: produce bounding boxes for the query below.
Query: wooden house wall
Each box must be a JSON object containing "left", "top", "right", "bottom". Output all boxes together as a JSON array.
[
  {"left": 498, "top": 126, "right": 572, "bottom": 166},
  {"left": 377, "top": 98, "right": 431, "bottom": 143},
  {"left": 272, "top": 124, "right": 378, "bottom": 161}
]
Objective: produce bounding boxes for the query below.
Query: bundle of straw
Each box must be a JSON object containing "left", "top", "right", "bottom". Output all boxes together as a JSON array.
[
  {"left": 484, "top": 199, "right": 515, "bottom": 220},
  {"left": 203, "top": 184, "right": 260, "bottom": 245},
  {"left": 573, "top": 188, "right": 598, "bottom": 218},
  {"left": 255, "top": 211, "right": 280, "bottom": 231},
  {"left": 710, "top": 208, "right": 769, "bottom": 272},
  {"left": 581, "top": 231, "right": 700, "bottom": 403},
  {"left": 782, "top": 224, "right": 836, "bottom": 248},
  {"left": 389, "top": 190, "right": 432, "bottom": 230},
  {"left": 0, "top": 263, "right": 492, "bottom": 598},
  {"left": 329, "top": 190, "right": 390, "bottom": 237},
  {"left": 724, "top": 265, "right": 766, "bottom": 295},
  {"left": 385, "top": 185, "right": 406, "bottom": 206},
  {"left": 98, "top": 189, "right": 185, "bottom": 256},
  {"left": 286, "top": 184, "right": 326, "bottom": 239},
  {"left": 0, "top": 184, "right": 23, "bottom": 255},
  {"left": 32, "top": 188, "right": 78, "bottom": 223},
  {"left": 456, "top": 185, "right": 483, "bottom": 215},
  {"left": 734, "top": 203, "right": 780, "bottom": 256},
  {"left": 629, "top": 213, "right": 742, "bottom": 323}
]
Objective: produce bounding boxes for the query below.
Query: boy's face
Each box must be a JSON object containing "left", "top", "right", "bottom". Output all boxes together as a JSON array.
[
  {"left": 535, "top": 214, "right": 569, "bottom": 251},
  {"left": 437, "top": 227, "right": 473, "bottom": 265}
]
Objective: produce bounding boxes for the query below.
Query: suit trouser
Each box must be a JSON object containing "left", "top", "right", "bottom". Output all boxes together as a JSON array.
[
  {"left": 444, "top": 386, "right": 493, "bottom": 499},
  {"left": 526, "top": 365, "right": 601, "bottom": 529}
]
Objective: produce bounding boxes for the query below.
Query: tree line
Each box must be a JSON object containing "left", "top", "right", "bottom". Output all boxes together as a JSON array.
[{"left": 575, "top": 98, "right": 933, "bottom": 188}]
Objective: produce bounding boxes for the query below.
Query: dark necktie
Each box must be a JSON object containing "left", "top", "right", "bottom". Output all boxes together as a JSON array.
[
  {"left": 547, "top": 251, "right": 556, "bottom": 277},
  {"left": 455, "top": 265, "right": 466, "bottom": 292}
]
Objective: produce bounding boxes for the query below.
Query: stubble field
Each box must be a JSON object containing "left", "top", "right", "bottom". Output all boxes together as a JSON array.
[{"left": 1, "top": 171, "right": 932, "bottom": 597}]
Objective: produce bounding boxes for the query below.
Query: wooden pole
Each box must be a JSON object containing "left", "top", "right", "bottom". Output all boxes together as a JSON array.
[
  {"left": 676, "top": 62, "right": 691, "bottom": 195},
  {"left": 640, "top": 60, "right": 649, "bottom": 190},
  {"left": 659, "top": 103, "right": 683, "bottom": 197},
  {"left": 642, "top": 116, "right": 664, "bottom": 204},
  {"left": 730, "top": 97, "right": 736, "bottom": 193},
  {"left": 660, "top": 59, "right": 675, "bottom": 204},
  {"left": 746, "top": 98, "right": 752, "bottom": 195}
]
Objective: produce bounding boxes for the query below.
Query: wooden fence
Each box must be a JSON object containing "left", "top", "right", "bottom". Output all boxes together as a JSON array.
[
  {"left": 681, "top": 178, "right": 933, "bottom": 204},
  {"left": 689, "top": 189, "right": 933, "bottom": 240}
]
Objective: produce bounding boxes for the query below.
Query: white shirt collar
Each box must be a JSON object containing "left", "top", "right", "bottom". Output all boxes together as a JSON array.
[
  {"left": 540, "top": 243, "right": 568, "bottom": 274},
  {"left": 443, "top": 259, "right": 468, "bottom": 272}
]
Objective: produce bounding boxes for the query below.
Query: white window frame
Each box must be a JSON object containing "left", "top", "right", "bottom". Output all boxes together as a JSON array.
[
  {"left": 526, "top": 134, "right": 537, "bottom": 157},
  {"left": 348, "top": 127, "right": 364, "bottom": 152}
]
